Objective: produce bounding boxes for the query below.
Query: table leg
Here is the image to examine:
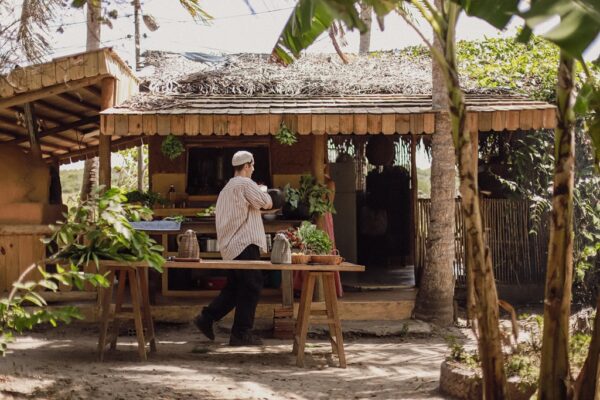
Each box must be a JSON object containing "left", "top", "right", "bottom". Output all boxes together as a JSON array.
[
  {"left": 281, "top": 270, "right": 293, "bottom": 308},
  {"left": 325, "top": 273, "right": 346, "bottom": 368},
  {"left": 97, "top": 269, "right": 115, "bottom": 361},
  {"left": 110, "top": 269, "right": 127, "bottom": 350},
  {"left": 295, "top": 272, "right": 316, "bottom": 367},
  {"left": 139, "top": 267, "right": 157, "bottom": 353},
  {"left": 323, "top": 273, "right": 339, "bottom": 356},
  {"left": 128, "top": 269, "right": 147, "bottom": 361}
]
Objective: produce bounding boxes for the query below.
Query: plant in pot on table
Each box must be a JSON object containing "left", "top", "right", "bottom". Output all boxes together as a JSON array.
[{"left": 283, "top": 175, "right": 334, "bottom": 220}]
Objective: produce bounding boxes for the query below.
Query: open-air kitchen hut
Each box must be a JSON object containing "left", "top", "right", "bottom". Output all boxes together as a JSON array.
[{"left": 0, "top": 48, "right": 556, "bottom": 318}]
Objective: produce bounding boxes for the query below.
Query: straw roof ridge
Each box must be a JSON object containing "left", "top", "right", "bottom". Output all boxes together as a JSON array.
[{"left": 123, "top": 50, "right": 509, "bottom": 111}]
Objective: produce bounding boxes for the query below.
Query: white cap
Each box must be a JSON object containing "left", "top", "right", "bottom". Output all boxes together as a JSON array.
[{"left": 231, "top": 150, "right": 254, "bottom": 166}]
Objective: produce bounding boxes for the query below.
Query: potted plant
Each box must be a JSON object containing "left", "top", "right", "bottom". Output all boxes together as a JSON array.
[
  {"left": 124, "top": 190, "right": 167, "bottom": 208},
  {"left": 283, "top": 175, "right": 334, "bottom": 220},
  {"left": 48, "top": 188, "right": 165, "bottom": 273}
]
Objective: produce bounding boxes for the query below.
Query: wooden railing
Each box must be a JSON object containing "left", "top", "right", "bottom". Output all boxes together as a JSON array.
[{"left": 416, "top": 198, "right": 548, "bottom": 286}]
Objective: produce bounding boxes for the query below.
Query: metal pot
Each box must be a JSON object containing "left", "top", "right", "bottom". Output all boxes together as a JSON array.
[{"left": 205, "top": 238, "right": 219, "bottom": 252}]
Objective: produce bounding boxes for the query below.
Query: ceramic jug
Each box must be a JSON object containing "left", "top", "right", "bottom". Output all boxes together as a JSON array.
[
  {"left": 270, "top": 232, "right": 291, "bottom": 264},
  {"left": 177, "top": 229, "right": 200, "bottom": 259}
]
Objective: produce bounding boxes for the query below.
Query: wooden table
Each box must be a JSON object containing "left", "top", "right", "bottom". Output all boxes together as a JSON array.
[{"left": 97, "top": 260, "right": 364, "bottom": 367}]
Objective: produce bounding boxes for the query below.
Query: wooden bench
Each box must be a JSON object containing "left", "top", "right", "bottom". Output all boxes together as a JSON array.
[{"left": 97, "top": 260, "right": 364, "bottom": 367}]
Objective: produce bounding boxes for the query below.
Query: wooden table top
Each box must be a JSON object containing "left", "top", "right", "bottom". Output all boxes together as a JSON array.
[{"left": 99, "top": 260, "right": 365, "bottom": 272}]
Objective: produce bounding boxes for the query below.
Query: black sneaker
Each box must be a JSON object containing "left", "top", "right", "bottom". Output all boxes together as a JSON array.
[
  {"left": 229, "top": 332, "right": 263, "bottom": 346},
  {"left": 193, "top": 313, "right": 215, "bottom": 341}
]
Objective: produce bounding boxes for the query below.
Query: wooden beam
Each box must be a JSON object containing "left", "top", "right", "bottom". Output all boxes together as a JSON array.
[
  {"left": 409, "top": 134, "right": 418, "bottom": 265},
  {"left": 58, "top": 92, "right": 99, "bottom": 112},
  {"left": 311, "top": 134, "right": 326, "bottom": 301},
  {"left": 99, "top": 78, "right": 115, "bottom": 189},
  {"left": 9, "top": 116, "right": 98, "bottom": 144},
  {"left": 36, "top": 99, "right": 89, "bottom": 120},
  {"left": 0, "top": 75, "right": 103, "bottom": 110},
  {"left": 55, "top": 136, "right": 143, "bottom": 162},
  {"left": 23, "top": 103, "right": 42, "bottom": 159}
]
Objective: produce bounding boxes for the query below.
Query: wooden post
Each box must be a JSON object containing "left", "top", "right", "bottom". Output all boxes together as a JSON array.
[
  {"left": 23, "top": 102, "right": 42, "bottom": 160},
  {"left": 312, "top": 134, "right": 326, "bottom": 301},
  {"left": 99, "top": 78, "right": 115, "bottom": 190},
  {"left": 466, "top": 128, "right": 479, "bottom": 323},
  {"left": 410, "top": 134, "right": 418, "bottom": 268},
  {"left": 470, "top": 130, "right": 479, "bottom": 189}
]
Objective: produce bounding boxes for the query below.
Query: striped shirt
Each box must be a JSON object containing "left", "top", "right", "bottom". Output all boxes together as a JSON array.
[{"left": 215, "top": 176, "right": 273, "bottom": 260}]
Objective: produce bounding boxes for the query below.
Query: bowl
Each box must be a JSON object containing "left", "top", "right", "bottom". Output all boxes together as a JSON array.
[{"left": 263, "top": 213, "right": 277, "bottom": 221}]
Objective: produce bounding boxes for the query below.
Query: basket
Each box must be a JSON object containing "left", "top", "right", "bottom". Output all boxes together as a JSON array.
[
  {"left": 310, "top": 250, "right": 343, "bottom": 265},
  {"left": 291, "top": 254, "right": 312, "bottom": 264}
]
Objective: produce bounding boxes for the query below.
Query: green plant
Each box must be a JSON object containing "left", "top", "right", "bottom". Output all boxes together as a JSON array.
[
  {"left": 275, "top": 122, "right": 297, "bottom": 146},
  {"left": 47, "top": 187, "right": 165, "bottom": 272},
  {"left": 161, "top": 134, "right": 185, "bottom": 160},
  {"left": 284, "top": 175, "right": 335, "bottom": 217},
  {"left": 196, "top": 204, "right": 216, "bottom": 217},
  {"left": 296, "top": 221, "right": 333, "bottom": 255},
  {"left": 125, "top": 190, "right": 166, "bottom": 208}
]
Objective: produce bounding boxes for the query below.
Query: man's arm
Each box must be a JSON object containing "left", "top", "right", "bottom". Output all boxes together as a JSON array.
[{"left": 244, "top": 181, "right": 273, "bottom": 210}]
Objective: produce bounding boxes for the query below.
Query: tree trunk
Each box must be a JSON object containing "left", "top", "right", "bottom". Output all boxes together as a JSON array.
[
  {"left": 433, "top": 3, "right": 508, "bottom": 397},
  {"left": 413, "top": 16, "right": 456, "bottom": 327},
  {"left": 574, "top": 295, "right": 600, "bottom": 399},
  {"left": 358, "top": 4, "right": 372, "bottom": 54},
  {"left": 81, "top": 0, "right": 101, "bottom": 202},
  {"left": 538, "top": 52, "right": 576, "bottom": 400}
]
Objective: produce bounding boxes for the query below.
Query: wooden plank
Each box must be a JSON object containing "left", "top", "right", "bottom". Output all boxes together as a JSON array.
[
  {"left": 115, "top": 114, "right": 129, "bottom": 135},
  {"left": 3, "top": 236, "right": 20, "bottom": 292},
  {"left": 55, "top": 59, "right": 70, "bottom": 83},
  {"left": 506, "top": 110, "right": 520, "bottom": 131},
  {"left": 409, "top": 114, "right": 424, "bottom": 134},
  {"left": 26, "top": 66, "right": 43, "bottom": 91},
  {"left": 69, "top": 54, "right": 85, "bottom": 80},
  {"left": 0, "top": 77, "right": 15, "bottom": 97},
  {"left": 520, "top": 110, "right": 533, "bottom": 130},
  {"left": 198, "top": 114, "right": 214, "bottom": 135},
  {"left": 157, "top": 114, "right": 171, "bottom": 135},
  {"left": 339, "top": 114, "right": 353, "bottom": 134},
  {"left": 367, "top": 113, "right": 382, "bottom": 134},
  {"left": 214, "top": 114, "right": 228, "bottom": 135},
  {"left": 41, "top": 62, "right": 57, "bottom": 87},
  {"left": 312, "top": 114, "right": 326, "bottom": 135},
  {"left": 269, "top": 114, "right": 282, "bottom": 134},
  {"left": 354, "top": 114, "right": 367, "bottom": 135},
  {"left": 396, "top": 114, "right": 410, "bottom": 134},
  {"left": 297, "top": 114, "right": 312, "bottom": 135},
  {"left": 478, "top": 111, "right": 493, "bottom": 132},
  {"left": 227, "top": 114, "right": 242, "bottom": 136},
  {"left": 255, "top": 114, "right": 270, "bottom": 135},
  {"left": 84, "top": 52, "right": 99, "bottom": 78},
  {"left": 9, "top": 68, "right": 27, "bottom": 93},
  {"left": 491, "top": 111, "right": 507, "bottom": 132},
  {"left": 531, "top": 109, "right": 543, "bottom": 130},
  {"left": 543, "top": 108, "right": 556, "bottom": 129},
  {"left": 171, "top": 115, "right": 185, "bottom": 135},
  {"left": 128, "top": 115, "right": 143, "bottom": 135},
  {"left": 142, "top": 114, "right": 157, "bottom": 135},
  {"left": 184, "top": 114, "right": 199, "bottom": 135},
  {"left": 18, "top": 235, "right": 41, "bottom": 283},
  {"left": 325, "top": 114, "right": 340, "bottom": 134},
  {"left": 103, "top": 114, "right": 115, "bottom": 135},
  {"left": 468, "top": 112, "right": 479, "bottom": 133},
  {"left": 241, "top": 114, "right": 256, "bottom": 135},
  {"left": 0, "top": 236, "right": 7, "bottom": 292},
  {"left": 381, "top": 114, "right": 396, "bottom": 134},
  {"left": 423, "top": 113, "right": 435, "bottom": 134},
  {"left": 102, "top": 260, "right": 365, "bottom": 272}
]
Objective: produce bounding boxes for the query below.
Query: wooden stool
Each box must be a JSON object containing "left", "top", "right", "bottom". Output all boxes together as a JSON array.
[
  {"left": 97, "top": 265, "right": 156, "bottom": 361},
  {"left": 293, "top": 271, "right": 346, "bottom": 368}
]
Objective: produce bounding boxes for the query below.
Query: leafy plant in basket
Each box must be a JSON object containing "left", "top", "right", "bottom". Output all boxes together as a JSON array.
[
  {"left": 283, "top": 175, "right": 335, "bottom": 219},
  {"left": 47, "top": 187, "right": 165, "bottom": 272},
  {"left": 296, "top": 221, "right": 333, "bottom": 255},
  {"left": 275, "top": 121, "right": 298, "bottom": 146},
  {"left": 125, "top": 190, "right": 167, "bottom": 208},
  {"left": 161, "top": 134, "right": 185, "bottom": 160}
]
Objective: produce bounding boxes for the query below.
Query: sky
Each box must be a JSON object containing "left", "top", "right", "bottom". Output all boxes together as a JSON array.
[{"left": 9, "top": 0, "right": 599, "bottom": 170}]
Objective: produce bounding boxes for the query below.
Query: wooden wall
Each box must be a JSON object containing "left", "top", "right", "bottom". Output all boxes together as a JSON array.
[{"left": 0, "top": 229, "right": 47, "bottom": 293}]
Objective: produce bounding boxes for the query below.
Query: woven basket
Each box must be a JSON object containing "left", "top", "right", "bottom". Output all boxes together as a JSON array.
[
  {"left": 310, "top": 255, "right": 343, "bottom": 265},
  {"left": 291, "top": 254, "right": 311, "bottom": 264}
]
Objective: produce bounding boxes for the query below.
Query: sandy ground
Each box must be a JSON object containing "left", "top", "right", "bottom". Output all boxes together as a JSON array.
[{"left": 0, "top": 323, "right": 454, "bottom": 400}]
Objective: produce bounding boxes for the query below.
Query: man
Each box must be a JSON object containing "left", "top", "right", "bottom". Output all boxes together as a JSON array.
[{"left": 194, "top": 150, "right": 273, "bottom": 346}]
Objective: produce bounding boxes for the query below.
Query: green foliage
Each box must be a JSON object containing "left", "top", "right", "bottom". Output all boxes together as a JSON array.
[
  {"left": 48, "top": 187, "right": 165, "bottom": 272},
  {"left": 445, "top": 335, "right": 479, "bottom": 369},
  {"left": 125, "top": 190, "right": 166, "bottom": 208},
  {"left": 0, "top": 263, "right": 109, "bottom": 356},
  {"left": 296, "top": 221, "right": 333, "bottom": 255},
  {"left": 112, "top": 146, "right": 149, "bottom": 192},
  {"left": 196, "top": 204, "right": 216, "bottom": 217},
  {"left": 161, "top": 134, "right": 185, "bottom": 160},
  {"left": 284, "top": 175, "right": 335, "bottom": 217},
  {"left": 456, "top": 35, "right": 560, "bottom": 102},
  {"left": 275, "top": 122, "right": 298, "bottom": 146}
]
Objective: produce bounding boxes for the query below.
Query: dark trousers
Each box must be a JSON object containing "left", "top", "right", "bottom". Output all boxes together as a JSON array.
[{"left": 203, "top": 244, "right": 262, "bottom": 337}]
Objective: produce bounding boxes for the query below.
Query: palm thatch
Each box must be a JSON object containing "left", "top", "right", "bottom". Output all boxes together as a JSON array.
[{"left": 128, "top": 50, "right": 507, "bottom": 110}]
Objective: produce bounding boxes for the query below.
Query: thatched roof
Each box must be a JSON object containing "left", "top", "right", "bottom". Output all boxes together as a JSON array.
[{"left": 128, "top": 51, "right": 500, "bottom": 110}]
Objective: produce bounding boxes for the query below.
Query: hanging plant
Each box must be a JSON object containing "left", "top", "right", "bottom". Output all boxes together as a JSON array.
[
  {"left": 161, "top": 134, "right": 185, "bottom": 160},
  {"left": 275, "top": 122, "right": 297, "bottom": 146}
]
